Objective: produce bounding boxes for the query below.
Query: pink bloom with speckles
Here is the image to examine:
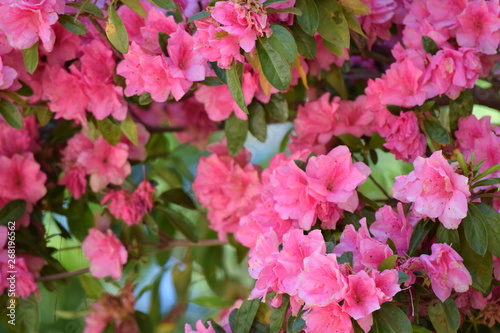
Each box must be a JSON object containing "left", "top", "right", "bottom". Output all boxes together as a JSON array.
[
  {"left": 393, "top": 150, "right": 471, "bottom": 229},
  {"left": 303, "top": 303, "right": 353, "bottom": 333},
  {"left": 370, "top": 203, "right": 414, "bottom": 255}
]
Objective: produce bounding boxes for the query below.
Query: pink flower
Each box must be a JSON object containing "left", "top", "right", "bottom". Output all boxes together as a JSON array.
[
  {"left": 59, "top": 167, "right": 88, "bottom": 200},
  {"left": 383, "top": 111, "right": 426, "bottom": 163},
  {"left": 82, "top": 228, "right": 128, "bottom": 280},
  {"left": 0, "top": 0, "right": 59, "bottom": 52},
  {"left": 371, "top": 269, "right": 401, "bottom": 303},
  {"left": 0, "top": 119, "right": 36, "bottom": 158},
  {"left": 370, "top": 203, "right": 414, "bottom": 255},
  {"left": 139, "top": 6, "right": 177, "bottom": 54},
  {"left": 393, "top": 151, "right": 471, "bottom": 229},
  {"left": 168, "top": 28, "right": 207, "bottom": 82},
  {"left": 0, "top": 56, "right": 17, "bottom": 90},
  {"left": 0, "top": 153, "right": 46, "bottom": 204},
  {"left": 303, "top": 303, "right": 353, "bottom": 333},
  {"left": 248, "top": 230, "right": 280, "bottom": 299},
  {"left": 456, "top": 0, "right": 500, "bottom": 55},
  {"left": 185, "top": 320, "right": 216, "bottom": 333},
  {"left": 298, "top": 252, "right": 348, "bottom": 307},
  {"left": 359, "top": 0, "right": 397, "bottom": 48},
  {"left": 420, "top": 243, "right": 472, "bottom": 301},
  {"left": 77, "top": 137, "right": 131, "bottom": 193},
  {"left": 211, "top": 0, "right": 271, "bottom": 53},
  {"left": 343, "top": 270, "right": 381, "bottom": 320},
  {"left": 192, "top": 142, "right": 262, "bottom": 240}
]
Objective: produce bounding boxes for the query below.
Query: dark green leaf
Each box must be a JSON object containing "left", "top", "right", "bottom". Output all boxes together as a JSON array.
[
  {"left": 256, "top": 37, "right": 292, "bottom": 91},
  {"left": 412, "top": 326, "right": 433, "bottom": 333},
  {"left": 200, "top": 76, "right": 225, "bottom": 86},
  {"left": 422, "top": 36, "right": 439, "bottom": 55},
  {"left": 188, "top": 11, "right": 211, "bottom": 22},
  {"left": 121, "top": 0, "right": 147, "bottom": 18},
  {"left": 338, "top": 133, "right": 363, "bottom": 151},
  {"left": 372, "top": 303, "right": 412, "bottom": 333},
  {"left": 22, "top": 42, "right": 39, "bottom": 75},
  {"left": 17, "top": 295, "right": 40, "bottom": 333},
  {"left": 287, "top": 315, "right": 306, "bottom": 333},
  {"left": 338, "top": 251, "right": 353, "bottom": 266},
  {"left": 148, "top": 0, "right": 176, "bottom": 10},
  {"left": 106, "top": 6, "right": 129, "bottom": 54},
  {"left": 436, "top": 224, "right": 460, "bottom": 250},
  {"left": 358, "top": 192, "right": 379, "bottom": 210},
  {"left": 0, "top": 99, "right": 23, "bottom": 129},
  {"left": 157, "top": 207, "right": 199, "bottom": 242},
  {"left": 15, "top": 80, "right": 34, "bottom": 97},
  {"left": 424, "top": 117, "right": 450, "bottom": 144},
  {"left": 322, "top": 38, "right": 344, "bottom": 56},
  {"left": 472, "top": 177, "right": 500, "bottom": 187},
  {"left": 290, "top": 24, "right": 317, "bottom": 59},
  {"left": 338, "top": 0, "right": 370, "bottom": 14},
  {"left": 58, "top": 15, "right": 88, "bottom": 35},
  {"left": 146, "top": 133, "right": 170, "bottom": 160},
  {"left": 66, "top": 200, "right": 94, "bottom": 241},
  {"left": 225, "top": 114, "right": 248, "bottom": 156},
  {"left": 408, "top": 219, "right": 433, "bottom": 256},
  {"left": 97, "top": 117, "right": 122, "bottom": 145},
  {"left": 68, "top": 2, "right": 105, "bottom": 17},
  {"left": 0, "top": 200, "right": 26, "bottom": 225},
  {"left": 294, "top": 159, "right": 307, "bottom": 171},
  {"left": 235, "top": 299, "right": 261, "bottom": 333},
  {"left": 449, "top": 90, "right": 473, "bottom": 132},
  {"left": 267, "top": 7, "right": 302, "bottom": 15},
  {"left": 428, "top": 298, "right": 460, "bottom": 333},
  {"left": 263, "top": 0, "right": 287, "bottom": 6},
  {"left": 295, "top": 0, "right": 319, "bottom": 35},
  {"left": 208, "top": 319, "right": 227, "bottom": 333},
  {"left": 226, "top": 63, "right": 249, "bottom": 114},
  {"left": 460, "top": 226, "right": 492, "bottom": 294},
  {"left": 263, "top": 93, "right": 289, "bottom": 122},
  {"left": 121, "top": 115, "right": 139, "bottom": 145},
  {"left": 35, "top": 106, "right": 52, "bottom": 126},
  {"left": 161, "top": 188, "right": 196, "bottom": 209},
  {"left": 158, "top": 32, "right": 170, "bottom": 56},
  {"left": 398, "top": 271, "right": 410, "bottom": 284},
  {"left": 270, "top": 294, "right": 289, "bottom": 333},
  {"left": 135, "top": 311, "right": 153, "bottom": 333},
  {"left": 248, "top": 102, "right": 267, "bottom": 142},
  {"left": 476, "top": 203, "right": 500, "bottom": 257},
  {"left": 210, "top": 62, "right": 227, "bottom": 83},
  {"left": 267, "top": 24, "right": 298, "bottom": 62},
  {"left": 463, "top": 203, "right": 488, "bottom": 255}
]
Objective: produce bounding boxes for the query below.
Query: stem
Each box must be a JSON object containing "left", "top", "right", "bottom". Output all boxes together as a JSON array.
[
  {"left": 128, "top": 107, "right": 186, "bottom": 133},
  {"left": 57, "top": 246, "right": 82, "bottom": 251},
  {"left": 368, "top": 174, "right": 392, "bottom": 200},
  {"left": 36, "top": 268, "right": 89, "bottom": 282}
]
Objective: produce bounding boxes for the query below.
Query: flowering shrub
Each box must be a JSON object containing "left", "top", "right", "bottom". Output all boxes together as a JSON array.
[{"left": 0, "top": 0, "right": 500, "bottom": 332}]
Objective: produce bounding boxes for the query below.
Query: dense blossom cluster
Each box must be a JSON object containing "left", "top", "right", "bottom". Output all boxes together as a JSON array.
[{"left": 0, "top": 0, "right": 500, "bottom": 332}]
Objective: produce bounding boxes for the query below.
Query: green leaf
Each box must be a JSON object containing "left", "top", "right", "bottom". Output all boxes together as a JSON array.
[
  {"left": 0, "top": 99, "right": 23, "bottom": 129},
  {"left": 476, "top": 203, "right": 500, "bottom": 257},
  {"left": 68, "top": 2, "right": 105, "bottom": 17},
  {"left": 378, "top": 254, "right": 398, "bottom": 271},
  {"left": 263, "top": 93, "right": 289, "bottom": 122},
  {"left": 408, "top": 219, "right": 433, "bottom": 256},
  {"left": 188, "top": 10, "right": 211, "bottom": 22},
  {"left": 121, "top": 115, "right": 138, "bottom": 145},
  {"left": 161, "top": 188, "right": 196, "bottom": 209},
  {"left": 35, "top": 106, "right": 52, "bottom": 126},
  {"left": 158, "top": 32, "right": 170, "bottom": 56},
  {"left": 148, "top": 0, "right": 176, "bottom": 10},
  {"left": 322, "top": 37, "right": 344, "bottom": 56},
  {"left": 422, "top": 35, "right": 439, "bottom": 55},
  {"left": 270, "top": 294, "right": 289, "bottom": 333},
  {"left": 460, "top": 225, "right": 492, "bottom": 294},
  {"left": 338, "top": 251, "right": 353, "bottom": 266},
  {"left": 22, "top": 42, "right": 39, "bottom": 75},
  {"left": 263, "top": 0, "right": 288, "bottom": 6},
  {"left": 225, "top": 114, "right": 248, "bottom": 156},
  {"left": 58, "top": 15, "right": 88, "bottom": 35},
  {"left": 428, "top": 298, "right": 460, "bottom": 333},
  {"left": 372, "top": 303, "right": 412, "bottom": 333},
  {"left": 235, "top": 299, "right": 261, "bottom": 333},
  {"left": 338, "top": 0, "right": 370, "bottom": 14},
  {"left": 472, "top": 164, "right": 500, "bottom": 182},
  {"left": 325, "top": 66, "right": 348, "bottom": 100},
  {"left": 146, "top": 133, "right": 169, "bottom": 160},
  {"left": 290, "top": 24, "right": 317, "bottom": 59},
  {"left": 267, "top": 24, "right": 298, "bottom": 62},
  {"left": 436, "top": 224, "right": 460, "bottom": 250},
  {"left": 344, "top": 10, "right": 366, "bottom": 36},
  {"left": 172, "top": 260, "right": 192, "bottom": 303},
  {"left": 267, "top": 7, "right": 302, "bottom": 15},
  {"left": 226, "top": 63, "right": 249, "bottom": 114},
  {"left": 455, "top": 150, "right": 469, "bottom": 176},
  {"left": 208, "top": 319, "right": 227, "bottom": 333},
  {"left": 463, "top": 203, "right": 488, "bottom": 256},
  {"left": 256, "top": 36, "right": 292, "bottom": 91},
  {"left": 0, "top": 200, "right": 26, "bottom": 225},
  {"left": 398, "top": 271, "right": 410, "bottom": 284},
  {"left": 294, "top": 159, "right": 307, "bottom": 171},
  {"left": 472, "top": 177, "right": 500, "bottom": 187},
  {"left": 106, "top": 6, "right": 129, "bottom": 54},
  {"left": 287, "top": 315, "right": 306, "bottom": 333},
  {"left": 121, "top": 0, "right": 147, "bottom": 18},
  {"left": 66, "top": 200, "right": 94, "bottom": 242},
  {"left": 135, "top": 311, "right": 154, "bottom": 333},
  {"left": 190, "top": 296, "right": 234, "bottom": 309},
  {"left": 424, "top": 117, "right": 450, "bottom": 144},
  {"left": 97, "top": 117, "right": 122, "bottom": 145},
  {"left": 200, "top": 76, "right": 225, "bottom": 86},
  {"left": 338, "top": 133, "right": 363, "bottom": 151},
  {"left": 316, "top": 0, "right": 349, "bottom": 50},
  {"left": 15, "top": 80, "right": 34, "bottom": 97},
  {"left": 295, "top": 0, "right": 319, "bottom": 35},
  {"left": 17, "top": 295, "right": 40, "bottom": 333},
  {"left": 412, "top": 326, "right": 433, "bottom": 333},
  {"left": 80, "top": 275, "right": 104, "bottom": 300},
  {"left": 157, "top": 207, "right": 199, "bottom": 242},
  {"left": 449, "top": 90, "right": 473, "bottom": 132},
  {"left": 248, "top": 102, "right": 267, "bottom": 143}
]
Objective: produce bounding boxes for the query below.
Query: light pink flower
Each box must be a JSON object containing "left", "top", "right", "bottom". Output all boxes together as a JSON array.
[
  {"left": 383, "top": 111, "right": 426, "bottom": 163},
  {"left": 192, "top": 142, "right": 262, "bottom": 240},
  {"left": 393, "top": 151, "right": 471, "bottom": 229},
  {"left": 77, "top": 137, "right": 131, "bottom": 193},
  {"left": 343, "top": 270, "right": 381, "bottom": 320},
  {"left": 0, "top": 119, "right": 36, "bottom": 158},
  {"left": 0, "top": 153, "right": 46, "bottom": 204},
  {"left": 298, "top": 252, "right": 348, "bottom": 307},
  {"left": 139, "top": 6, "right": 177, "bottom": 54},
  {"left": 359, "top": 0, "right": 397, "bottom": 48},
  {"left": 168, "top": 28, "right": 207, "bottom": 82},
  {"left": 303, "top": 303, "right": 353, "bottom": 333},
  {"left": 456, "top": 0, "right": 500, "bottom": 55},
  {"left": 420, "top": 243, "right": 472, "bottom": 301},
  {"left": 370, "top": 203, "right": 414, "bottom": 255},
  {"left": 248, "top": 230, "right": 280, "bottom": 299},
  {"left": 0, "top": 0, "right": 59, "bottom": 52},
  {"left": 82, "top": 228, "right": 128, "bottom": 280},
  {"left": 0, "top": 56, "right": 17, "bottom": 90}
]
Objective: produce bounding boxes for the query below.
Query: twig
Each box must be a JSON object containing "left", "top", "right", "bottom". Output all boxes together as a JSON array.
[
  {"left": 36, "top": 268, "right": 90, "bottom": 282},
  {"left": 368, "top": 174, "right": 392, "bottom": 200},
  {"left": 128, "top": 106, "right": 187, "bottom": 132}
]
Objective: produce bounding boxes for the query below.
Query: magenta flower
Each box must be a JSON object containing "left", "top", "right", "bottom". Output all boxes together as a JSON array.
[
  {"left": 383, "top": 111, "right": 427, "bottom": 163},
  {"left": 393, "top": 151, "right": 471, "bottom": 229},
  {"left": 303, "top": 303, "right": 353, "bottom": 333}
]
